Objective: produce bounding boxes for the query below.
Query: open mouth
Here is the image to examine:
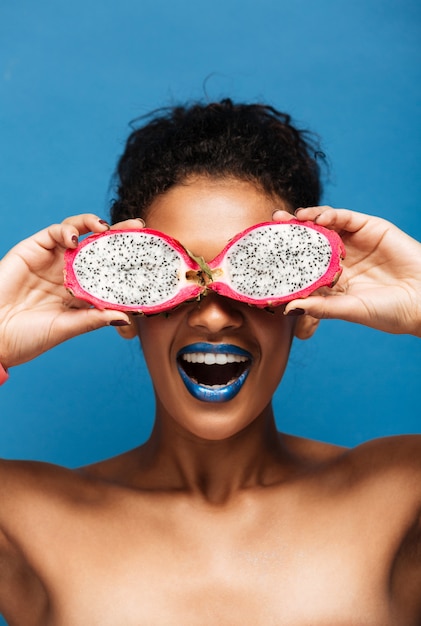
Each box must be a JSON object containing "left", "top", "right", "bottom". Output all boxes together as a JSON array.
[{"left": 176, "top": 343, "right": 252, "bottom": 403}]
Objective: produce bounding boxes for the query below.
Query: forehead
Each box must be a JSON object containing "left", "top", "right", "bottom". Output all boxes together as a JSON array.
[{"left": 144, "top": 177, "right": 289, "bottom": 260}]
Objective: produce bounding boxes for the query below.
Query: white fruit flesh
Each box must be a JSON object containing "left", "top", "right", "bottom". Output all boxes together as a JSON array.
[
  {"left": 218, "top": 224, "right": 333, "bottom": 298},
  {"left": 71, "top": 232, "right": 188, "bottom": 307}
]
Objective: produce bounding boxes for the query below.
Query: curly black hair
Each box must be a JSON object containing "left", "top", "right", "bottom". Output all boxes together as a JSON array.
[{"left": 110, "top": 99, "right": 324, "bottom": 223}]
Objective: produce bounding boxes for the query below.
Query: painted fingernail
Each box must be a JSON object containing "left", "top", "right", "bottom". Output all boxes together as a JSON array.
[
  {"left": 285, "top": 308, "right": 305, "bottom": 316},
  {"left": 71, "top": 235, "right": 79, "bottom": 245},
  {"left": 110, "top": 320, "right": 130, "bottom": 326},
  {"left": 99, "top": 219, "right": 110, "bottom": 228}
]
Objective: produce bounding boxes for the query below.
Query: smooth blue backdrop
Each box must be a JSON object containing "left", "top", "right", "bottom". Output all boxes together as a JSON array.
[
  {"left": 1, "top": 0, "right": 420, "bottom": 479},
  {"left": 1, "top": 3, "right": 420, "bottom": 619}
]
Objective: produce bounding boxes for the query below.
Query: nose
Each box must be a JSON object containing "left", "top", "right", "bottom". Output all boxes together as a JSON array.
[{"left": 187, "top": 293, "right": 244, "bottom": 335}]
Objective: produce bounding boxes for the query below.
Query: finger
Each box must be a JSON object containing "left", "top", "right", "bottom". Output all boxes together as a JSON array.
[
  {"left": 36, "top": 224, "right": 84, "bottom": 250},
  {"left": 19, "top": 223, "right": 78, "bottom": 253},
  {"left": 271, "top": 210, "right": 295, "bottom": 222},
  {"left": 24, "top": 216, "right": 111, "bottom": 253},
  {"left": 284, "top": 293, "right": 366, "bottom": 323},
  {"left": 4, "top": 309, "right": 134, "bottom": 367},
  {"left": 294, "top": 206, "right": 373, "bottom": 234},
  {"left": 54, "top": 308, "right": 132, "bottom": 340},
  {"left": 111, "top": 218, "right": 146, "bottom": 230},
  {"left": 62, "top": 214, "right": 112, "bottom": 246},
  {"left": 62, "top": 214, "right": 111, "bottom": 234}
]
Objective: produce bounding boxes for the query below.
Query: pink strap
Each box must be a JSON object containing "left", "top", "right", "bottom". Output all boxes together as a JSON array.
[{"left": 0, "top": 363, "right": 9, "bottom": 386}]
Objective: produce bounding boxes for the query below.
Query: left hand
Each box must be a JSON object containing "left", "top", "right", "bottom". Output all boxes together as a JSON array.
[{"left": 273, "top": 206, "right": 421, "bottom": 337}]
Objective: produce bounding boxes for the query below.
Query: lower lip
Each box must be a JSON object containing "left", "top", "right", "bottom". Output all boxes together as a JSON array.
[{"left": 177, "top": 366, "right": 250, "bottom": 403}]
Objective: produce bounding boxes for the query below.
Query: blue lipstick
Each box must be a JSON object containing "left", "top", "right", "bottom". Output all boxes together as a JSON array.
[{"left": 176, "top": 343, "right": 252, "bottom": 403}]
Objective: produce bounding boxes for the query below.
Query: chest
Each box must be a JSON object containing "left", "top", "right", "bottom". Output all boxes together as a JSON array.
[{"left": 42, "top": 513, "right": 396, "bottom": 626}]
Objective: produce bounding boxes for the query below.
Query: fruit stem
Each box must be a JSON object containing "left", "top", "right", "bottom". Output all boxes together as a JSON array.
[{"left": 184, "top": 249, "right": 213, "bottom": 286}]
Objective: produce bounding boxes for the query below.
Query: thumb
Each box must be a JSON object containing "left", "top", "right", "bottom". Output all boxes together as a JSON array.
[{"left": 54, "top": 308, "right": 132, "bottom": 341}]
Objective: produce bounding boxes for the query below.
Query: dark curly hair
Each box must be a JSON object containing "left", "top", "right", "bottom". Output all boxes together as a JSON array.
[{"left": 110, "top": 99, "right": 324, "bottom": 223}]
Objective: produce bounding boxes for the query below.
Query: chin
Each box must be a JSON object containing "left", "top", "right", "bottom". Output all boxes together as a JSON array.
[{"left": 173, "top": 405, "right": 263, "bottom": 442}]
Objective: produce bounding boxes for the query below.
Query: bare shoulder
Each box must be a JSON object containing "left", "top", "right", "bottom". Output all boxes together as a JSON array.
[
  {"left": 0, "top": 456, "right": 90, "bottom": 494},
  {"left": 286, "top": 431, "right": 421, "bottom": 474},
  {"left": 349, "top": 434, "right": 421, "bottom": 480},
  {"left": 349, "top": 434, "right": 421, "bottom": 508},
  {"left": 284, "top": 432, "right": 421, "bottom": 508},
  {"left": 0, "top": 458, "right": 103, "bottom": 538}
]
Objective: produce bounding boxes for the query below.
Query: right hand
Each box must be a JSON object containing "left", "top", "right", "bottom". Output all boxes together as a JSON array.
[{"left": 0, "top": 214, "right": 141, "bottom": 369}]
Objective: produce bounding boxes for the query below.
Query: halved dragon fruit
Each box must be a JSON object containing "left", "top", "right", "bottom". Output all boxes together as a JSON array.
[
  {"left": 64, "top": 220, "right": 345, "bottom": 314},
  {"left": 64, "top": 229, "right": 204, "bottom": 315},
  {"left": 208, "top": 221, "right": 345, "bottom": 307}
]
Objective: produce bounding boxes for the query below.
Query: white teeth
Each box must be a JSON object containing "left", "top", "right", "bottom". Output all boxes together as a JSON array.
[
  {"left": 181, "top": 352, "right": 248, "bottom": 365},
  {"left": 204, "top": 353, "right": 215, "bottom": 365}
]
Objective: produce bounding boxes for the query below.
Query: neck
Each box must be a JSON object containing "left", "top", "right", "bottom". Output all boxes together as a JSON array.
[{"left": 134, "top": 401, "right": 297, "bottom": 505}]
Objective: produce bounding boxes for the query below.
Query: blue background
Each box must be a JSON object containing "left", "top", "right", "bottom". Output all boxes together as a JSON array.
[
  {"left": 1, "top": 3, "right": 420, "bottom": 619},
  {"left": 1, "top": 1, "right": 420, "bottom": 478}
]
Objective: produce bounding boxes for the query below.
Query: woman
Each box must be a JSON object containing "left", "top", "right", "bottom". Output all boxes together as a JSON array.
[{"left": 0, "top": 100, "right": 420, "bottom": 625}]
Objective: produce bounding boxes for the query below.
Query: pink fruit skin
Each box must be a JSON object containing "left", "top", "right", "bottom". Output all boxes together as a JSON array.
[
  {"left": 207, "top": 220, "right": 346, "bottom": 307},
  {"left": 64, "top": 228, "right": 203, "bottom": 314}
]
